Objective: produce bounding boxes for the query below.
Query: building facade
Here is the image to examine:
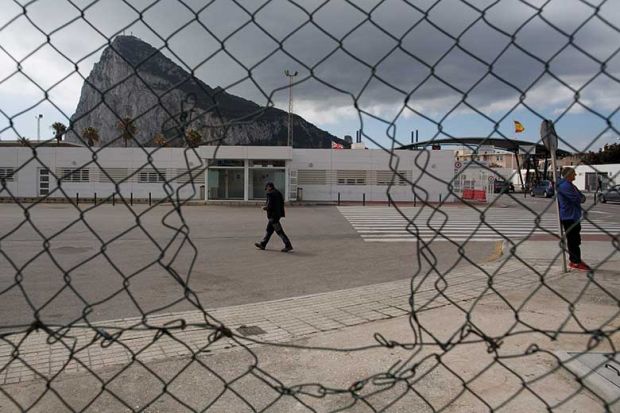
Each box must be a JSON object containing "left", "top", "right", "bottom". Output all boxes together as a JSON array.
[
  {"left": 0, "top": 146, "right": 456, "bottom": 204},
  {"left": 572, "top": 164, "right": 619, "bottom": 191},
  {"left": 455, "top": 147, "right": 520, "bottom": 170}
]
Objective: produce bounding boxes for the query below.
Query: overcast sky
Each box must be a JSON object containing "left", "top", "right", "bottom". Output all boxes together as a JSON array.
[{"left": 0, "top": 0, "right": 618, "bottom": 151}]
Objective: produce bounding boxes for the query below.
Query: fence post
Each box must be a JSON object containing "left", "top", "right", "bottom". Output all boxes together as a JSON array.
[
  {"left": 414, "top": 193, "right": 416, "bottom": 207},
  {"left": 149, "top": 192, "right": 152, "bottom": 206},
  {"left": 112, "top": 193, "right": 115, "bottom": 206},
  {"left": 76, "top": 193, "right": 79, "bottom": 205},
  {"left": 439, "top": 194, "right": 442, "bottom": 203},
  {"left": 338, "top": 192, "right": 340, "bottom": 206},
  {"left": 388, "top": 197, "right": 391, "bottom": 207},
  {"left": 363, "top": 193, "right": 365, "bottom": 206},
  {"left": 130, "top": 193, "right": 133, "bottom": 206},
  {"left": 94, "top": 192, "right": 97, "bottom": 205}
]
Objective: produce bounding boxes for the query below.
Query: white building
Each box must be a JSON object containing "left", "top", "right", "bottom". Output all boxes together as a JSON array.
[
  {"left": 0, "top": 145, "right": 456, "bottom": 204},
  {"left": 572, "top": 163, "right": 619, "bottom": 191}
]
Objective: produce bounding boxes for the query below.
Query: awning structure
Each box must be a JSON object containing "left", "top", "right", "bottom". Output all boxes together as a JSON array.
[{"left": 398, "top": 137, "right": 572, "bottom": 158}]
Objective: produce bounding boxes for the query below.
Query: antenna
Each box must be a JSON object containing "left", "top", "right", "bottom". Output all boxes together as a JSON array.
[{"left": 284, "top": 70, "right": 298, "bottom": 147}]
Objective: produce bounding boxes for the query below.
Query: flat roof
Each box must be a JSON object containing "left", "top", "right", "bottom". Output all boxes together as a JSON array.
[
  {"left": 399, "top": 137, "right": 572, "bottom": 157},
  {"left": 0, "top": 140, "right": 83, "bottom": 147}
]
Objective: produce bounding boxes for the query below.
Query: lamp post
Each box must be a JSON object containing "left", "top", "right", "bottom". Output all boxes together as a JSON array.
[
  {"left": 36, "top": 114, "right": 43, "bottom": 142},
  {"left": 284, "top": 70, "right": 298, "bottom": 147}
]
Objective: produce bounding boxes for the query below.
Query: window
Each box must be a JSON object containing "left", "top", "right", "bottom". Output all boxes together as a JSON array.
[
  {"left": 0, "top": 167, "right": 15, "bottom": 182},
  {"left": 139, "top": 170, "right": 166, "bottom": 183},
  {"left": 39, "top": 169, "right": 50, "bottom": 196},
  {"left": 376, "top": 171, "right": 410, "bottom": 186},
  {"left": 298, "top": 170, "right": 327, "bottom": 185},
  {"left": 99, "top": 168, "right": 128, "bottom": 183},
  {"left": 61, "top": 168, "right": 89, "bottom": 182},
  {"left": 337, "top": 170, "right": 366, "bottom": 185}
]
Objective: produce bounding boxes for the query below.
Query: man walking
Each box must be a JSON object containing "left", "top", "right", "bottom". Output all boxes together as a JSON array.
[
  {"left": 557, "top": 167, "right": 590, "bottom": 271},
  {"left": 255, "top": 182, "right": 293, "bottom": 252}
]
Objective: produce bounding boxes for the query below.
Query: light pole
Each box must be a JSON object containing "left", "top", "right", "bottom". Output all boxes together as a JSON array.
[
  {"left": 36, "top": 114, "right": 43, "bottom": 142},
  {"left": 284, "top": 70, "right": 298, "bottom": 147}
]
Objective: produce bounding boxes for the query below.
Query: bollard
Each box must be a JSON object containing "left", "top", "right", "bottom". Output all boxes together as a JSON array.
[
  {"left": 439, "top": 193, "right": 442, "bottom": 203},
  {"left": 94, "top": 192, "right": 97, "bottom": 205},
  {"left": 76, "top": 193, "right": 79, "bottom": 205},
  {"left": 388, "top": 197, "right": 391, "bottom": 207},
  {"left": 130, "top": 193, "right": 133, "bottom": 206},
  {"left": 363, "top": 193, "right": 365, "bottom": 206},
  {"left": 112, "top": 193, "right": 115, "bottom": 206},
  {"left": 149, "top": 192, "right": 152, "bottom": 206},
  {"left": 338, "top": 192, "right": 340, "bottom": 206},
  {"left": 414, "top": 193, "right": 417, "bottom": 207}
]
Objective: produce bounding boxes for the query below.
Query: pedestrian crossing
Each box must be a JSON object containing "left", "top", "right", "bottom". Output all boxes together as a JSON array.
[{"left": 338, "top": 206, "right": 620, "bottom": 242}]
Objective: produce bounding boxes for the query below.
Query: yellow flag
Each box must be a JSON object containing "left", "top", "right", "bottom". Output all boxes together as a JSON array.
[{"left": 514, "top": 120, "right": 524, "bottom": 133}]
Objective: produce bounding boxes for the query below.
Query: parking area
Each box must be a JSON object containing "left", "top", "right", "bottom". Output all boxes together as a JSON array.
[
  {"left": 0, "top": 203, "right": 499, "bottom": 329},
  {"left": 1, "top": 196, "right": 617, "bottom": 331}
]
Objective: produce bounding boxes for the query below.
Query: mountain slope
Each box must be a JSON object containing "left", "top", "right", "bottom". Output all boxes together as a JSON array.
[{"left": 66, "top": 35, "right": 338, "bottom": 148}]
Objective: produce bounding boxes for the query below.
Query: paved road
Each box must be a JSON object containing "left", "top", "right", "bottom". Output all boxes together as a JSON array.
[
  {"left": 338, "top": 205, "right": 620, "bottom": 242},
  {"left": 0, "top": 203, "right": 498, "bottom": 330},
  {"left": 494, "top": 191, "right": 620, "bottom": 222},
  {"left": 1, "top": 198, "right": 615, "bottom": 332}
]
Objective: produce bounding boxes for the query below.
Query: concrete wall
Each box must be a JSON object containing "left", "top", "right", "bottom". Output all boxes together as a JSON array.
[
  {"left": 0, "top": 147, "right": 204, "bottom": 201},
  {"left": 290, "top": 149, "right": 455, "bottom": 203}
]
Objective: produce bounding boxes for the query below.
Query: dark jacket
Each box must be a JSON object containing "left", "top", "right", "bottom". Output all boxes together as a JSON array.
[
  {"left": 266, "top": 189, "right": 285, "bottom": 220},
  {"left": 557, "top": 178, "right": 583, "bottom": 221}
]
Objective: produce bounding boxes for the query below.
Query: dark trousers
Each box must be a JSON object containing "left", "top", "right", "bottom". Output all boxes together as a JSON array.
[
  {"left": 562, "top": 220, "right": 581, "bottom": 264},
  {"left": 261, "top": 218, "right": 292, "bottom": 247}
]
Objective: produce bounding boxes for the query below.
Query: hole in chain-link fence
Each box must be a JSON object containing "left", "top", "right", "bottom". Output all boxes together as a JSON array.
[{"left": 0, "top": 0, "right": 618, "bottom": 411}]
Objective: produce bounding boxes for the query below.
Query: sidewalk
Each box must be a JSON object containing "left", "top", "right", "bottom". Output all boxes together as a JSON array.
[{"left": 1, "top": 241, "right": 618, "bottom": 412}]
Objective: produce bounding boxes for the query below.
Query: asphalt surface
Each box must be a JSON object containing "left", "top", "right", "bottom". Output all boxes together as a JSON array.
[
  {"left": 0, "top": 194, "right": 616, "bottom": 331},
  {"left": 494, "top": 190, "right": 620, "bottom": 224},
  {"left": 0, "top": 202, "right": 498, "bottom": 330}
]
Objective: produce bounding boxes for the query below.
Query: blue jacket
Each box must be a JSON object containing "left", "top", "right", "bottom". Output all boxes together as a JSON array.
[{"left": 557, "top": 178, "right": 583, "bottom": 221}]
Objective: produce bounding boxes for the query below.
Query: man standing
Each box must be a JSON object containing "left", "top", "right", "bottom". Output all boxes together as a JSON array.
[
  {"left": 557, "top": 167, "right": 590, "bottom": 271},
  {"left": 255, "top": 182, "right": 293, "bottom": 252}
]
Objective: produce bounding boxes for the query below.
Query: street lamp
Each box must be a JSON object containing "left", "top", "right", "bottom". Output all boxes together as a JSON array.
[
  {"left": 35, "top": 114, "right": 43, "bottom": 142},
  {"left": 284, "top": 70, "right": 298, "bottom": 147}
]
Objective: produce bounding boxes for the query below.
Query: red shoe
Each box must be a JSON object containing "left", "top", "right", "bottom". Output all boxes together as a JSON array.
[
  {"left": 571, "top": 262, "right": 592, "bottom": 272},
  {"left": 568, "top": 262, "right": 579, "bottom": 269}
]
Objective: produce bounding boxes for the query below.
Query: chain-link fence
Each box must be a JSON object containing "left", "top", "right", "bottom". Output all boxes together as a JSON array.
[{"left": 0, "top": 0, "right": 618, "bottom": 411}]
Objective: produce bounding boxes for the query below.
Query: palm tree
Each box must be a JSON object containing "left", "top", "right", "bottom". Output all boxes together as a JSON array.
[
  {"left": 153, "top": 133, "right": 167, "bottom": 147},
  {"left": 117, "top": 117, "right": 137, "bottom": 148},
  {"left": 82, "top": 127, "right": 100, "bottom": 147},
  {"left": 17, "top": 136, "right": 31, "bottom": 147},
  {"left": 185, "top": 129, "right": 202, "bottom": 148},
  {"left": 51, "top": 122, "right": 67, "bottom": 144}
]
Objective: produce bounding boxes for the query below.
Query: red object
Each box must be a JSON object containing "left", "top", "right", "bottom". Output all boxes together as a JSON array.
[
  {"left": 331, "top": 141, "right": 344, "bottom": 149},
  {"left": 569, "top": 262, "right": 591, "bottom": 271},
  {"left": 473, "top": 190, "right": 487, "bottom": 202},
  {"left": 463, "top": 189, "right": 474, "bottom": 199}
]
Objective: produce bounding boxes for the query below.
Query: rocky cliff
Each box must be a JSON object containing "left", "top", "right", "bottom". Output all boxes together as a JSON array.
[{"left": 66, "top": 36, "right": 340, "bottom": 148}]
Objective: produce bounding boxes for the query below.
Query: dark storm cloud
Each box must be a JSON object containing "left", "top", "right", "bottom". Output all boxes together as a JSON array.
[{"left": 1, "top": 0, "right": 618, "bottom": 122}]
